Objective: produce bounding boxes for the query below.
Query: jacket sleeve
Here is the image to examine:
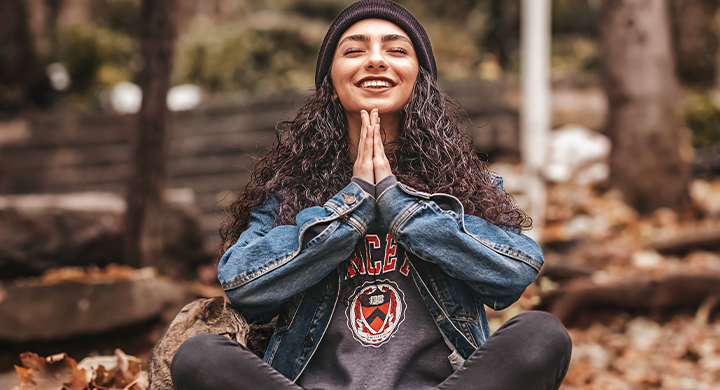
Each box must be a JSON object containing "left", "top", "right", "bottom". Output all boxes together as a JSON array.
[
  {"left": 218, "top": 182, "right": 376, "bottom": 323},
  {"left": 375, "top": 176, "right": 543, "bottom": 310}
]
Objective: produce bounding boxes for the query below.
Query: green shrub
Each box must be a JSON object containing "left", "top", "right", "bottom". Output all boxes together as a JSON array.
[
  {"left": 174, "top": 17, "right": 319, "bottom": 93},
  {"left": 683, "top": 93, "right": 720, "bottom": 149},
  {"left": 58, "top": 23, "right": 138, "bottom": 91}
]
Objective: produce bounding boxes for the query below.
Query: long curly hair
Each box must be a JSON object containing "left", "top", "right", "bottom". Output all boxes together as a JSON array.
[{"left": 220, "top": 67, "right": 531, "bottom": 252}]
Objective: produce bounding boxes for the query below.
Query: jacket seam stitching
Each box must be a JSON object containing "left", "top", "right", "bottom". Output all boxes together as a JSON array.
[
  {"left": 466, "top": 235, "right": 542, "bottom": 271},
  {"left": 389, "top": 201, "right": 423, "bottom": 237},
  {"left": 409, "top": 261, "right": 477, "bottom": 348},
  {"left": 292, "top": 272, "right": 340, "bottom": 382}
]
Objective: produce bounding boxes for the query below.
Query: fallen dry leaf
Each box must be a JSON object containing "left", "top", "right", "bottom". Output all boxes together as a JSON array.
[
  {"left": 10, "top": 350, "right": 148, "bottom": 390},
  {"left": 10, "top": 352, "right": 88, "bottom": 390}
]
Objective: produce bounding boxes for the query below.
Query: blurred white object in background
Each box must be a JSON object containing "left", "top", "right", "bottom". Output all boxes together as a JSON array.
[
  {"left": 111, "top": 82, "right": 142, "bottom": 114},
  {"left": 167, "top": 84, "right": 202, "bottom": 112},
  {"left": 544, "top": 124, "right": 611, "bottom": 185},
  {"left": 110, "top": 83, "right": 203, "bottom": 114},
  {"left": 46, "top": 62, "right": 71, "bottom": 91},
  {"left": 690, "top": 179, "right": 720, "bottom": 217}
]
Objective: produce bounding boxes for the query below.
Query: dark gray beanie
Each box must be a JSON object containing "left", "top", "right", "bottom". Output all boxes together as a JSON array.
[{"left": 315, "top": 0, "right": 437, "bottom": 88}]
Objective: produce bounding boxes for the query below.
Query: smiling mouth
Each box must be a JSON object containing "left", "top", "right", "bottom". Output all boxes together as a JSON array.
[{"left": 358, "top": 79, "right": 394, "bottom": 88}]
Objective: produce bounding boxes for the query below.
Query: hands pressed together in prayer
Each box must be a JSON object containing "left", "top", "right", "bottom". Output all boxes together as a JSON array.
[{"left": 353, "top": 109, "right": 393, "bottom": 184}]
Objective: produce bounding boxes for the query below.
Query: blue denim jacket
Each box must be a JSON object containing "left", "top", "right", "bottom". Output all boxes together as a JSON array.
[{"left": 218, "top": 177, "right": 544, "bottom": 382}]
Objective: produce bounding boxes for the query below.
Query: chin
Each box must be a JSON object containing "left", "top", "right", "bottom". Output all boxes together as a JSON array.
[{"left": 358, "top": 103, "right": 402, "bottom": 115}]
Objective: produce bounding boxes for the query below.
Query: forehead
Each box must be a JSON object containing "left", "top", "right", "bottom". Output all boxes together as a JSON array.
[{"left": 338, "top": 18, "right": 409, "bottom": 41}]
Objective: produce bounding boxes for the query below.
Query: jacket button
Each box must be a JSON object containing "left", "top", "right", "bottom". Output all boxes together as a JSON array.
[
  {"left": 342, "top": 194, "right": 356, "bottom": 205},
  {"left": 304, "top": 335, "right": 314, "bottom": 348}
]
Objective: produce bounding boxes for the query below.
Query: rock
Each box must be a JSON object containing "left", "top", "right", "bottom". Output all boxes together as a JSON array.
[
  {"left": 0, "top": 267, "right": 192, "bottom": 342},
  {"left": 0, "top": 192, "right": 125, "bottom": 278},
  {"left": 0, "top": 190, "right": 211, "bottom": 279},
  {"left": 690, "top": 178, "right": 720, "bottom": 217},
  {"left": 543, "top": 124, "right": 611, "bottom": 185}
]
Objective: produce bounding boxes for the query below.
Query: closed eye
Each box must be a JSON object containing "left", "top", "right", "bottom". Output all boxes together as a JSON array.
[{"left": 343, "top": 48, "right": 364, "bottom": 55}]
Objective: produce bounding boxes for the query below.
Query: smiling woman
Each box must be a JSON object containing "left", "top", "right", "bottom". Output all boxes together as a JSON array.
[{"left": 170, "top": 1, "right": 572, "bottom": 390}]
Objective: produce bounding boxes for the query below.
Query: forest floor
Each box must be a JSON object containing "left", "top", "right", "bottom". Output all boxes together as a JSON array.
[
  {"left": 495, "top": 177, "right": 720, "bottom": 390},
  {"left": 3, "top": 178, "right": 720, "bottom": 390}
]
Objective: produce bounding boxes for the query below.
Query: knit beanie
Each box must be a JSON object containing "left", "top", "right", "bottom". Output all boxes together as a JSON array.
[{"left": 315, "top": 0, "right": 437, "bottom": 88}]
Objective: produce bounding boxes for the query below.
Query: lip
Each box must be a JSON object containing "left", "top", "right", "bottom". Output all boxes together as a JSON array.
[{"left": 355, "top": 76, "right": 396, "bottom": 88}]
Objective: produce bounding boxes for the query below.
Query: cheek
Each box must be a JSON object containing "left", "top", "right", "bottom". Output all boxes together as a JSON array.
[
  {"left": 399, "top": 72, "right": 418, "bottom": 105},
  {"left": 331, "top": 69, "right": 352, "bottom": 100}
]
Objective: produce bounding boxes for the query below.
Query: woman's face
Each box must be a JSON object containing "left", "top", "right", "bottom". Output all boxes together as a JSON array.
[{"left": 331, "top": 19, "right": 419, "bottom": 117}]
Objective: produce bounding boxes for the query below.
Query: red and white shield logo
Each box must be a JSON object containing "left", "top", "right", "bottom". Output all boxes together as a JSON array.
[{"left": 346, "top": 279, "right": 406, "bottom": 347}]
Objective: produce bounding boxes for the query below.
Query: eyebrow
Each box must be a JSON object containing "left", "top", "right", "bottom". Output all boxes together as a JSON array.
[{"left": 338, "top": 33, "right": 412, "bottom": 47}]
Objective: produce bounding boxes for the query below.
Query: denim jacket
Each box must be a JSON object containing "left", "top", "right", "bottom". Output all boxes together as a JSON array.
[{"left": 218, "top": 176, "right": 544, "bottom": 382}]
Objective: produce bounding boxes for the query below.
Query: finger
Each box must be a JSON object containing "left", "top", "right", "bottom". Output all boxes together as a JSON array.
[
  {"left": 365, "top": 119, "right": 375, "bottom": 159},
  {"left": 373, "top": 124, "right": 392, "bottom": 182},
  {"left": 370, "top": 108, "right": 378, "bottom": 129},
  {"left": 357, "top": 110, "right": 369, "bottom": 161},
  {"left": 373, "top": 124, "right": 384, "bottom": 158}
]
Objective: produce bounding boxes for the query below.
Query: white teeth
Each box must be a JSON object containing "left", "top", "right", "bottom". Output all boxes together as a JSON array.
[{"left": 360, "top": 80, "right": 391, "bottom": 88}]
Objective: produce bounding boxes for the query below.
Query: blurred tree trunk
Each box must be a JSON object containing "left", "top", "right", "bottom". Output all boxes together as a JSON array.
[
  {"left": 124, "top": 0, "right": 177, "bottom": 268},
  {"left": 600, "top": 0, "right": 689, "bottom": 214},
  {"left": 671, "top": 0, "right": 718, "bottom": 86},
  {"left": 0, "top": 0, "right": 37, "bottom": 109},
  {"left": 482, "top": 0, "right": 520, "bottom": 69}
]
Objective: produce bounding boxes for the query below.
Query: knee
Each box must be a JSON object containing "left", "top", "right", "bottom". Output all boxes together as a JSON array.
[
  {"left": 512, "top": 311, "right": 572, "bottom": 365},
  {"left": 171, "top": 334, "right": 227, "bottom": 385}
]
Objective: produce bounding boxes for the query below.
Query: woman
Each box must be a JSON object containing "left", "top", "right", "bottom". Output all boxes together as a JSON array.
[{"left": 171, "top": 1, "right": 571, "bottom": 389}]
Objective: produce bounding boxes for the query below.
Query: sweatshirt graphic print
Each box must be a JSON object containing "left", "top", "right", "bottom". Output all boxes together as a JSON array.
[
  {"left": 345, "top": 233, "right": 411, "bottom": 347},
  {"left": 296, "top": 228, "right": 453, "bottom": 390}
]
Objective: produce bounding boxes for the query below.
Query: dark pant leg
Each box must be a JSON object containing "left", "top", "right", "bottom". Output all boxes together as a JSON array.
[
  {"left": 435, "top": 311, "right": 572, "bottom": 390},
  {"left": 170, "top": 333, "right": 303, "bottom": 390}
]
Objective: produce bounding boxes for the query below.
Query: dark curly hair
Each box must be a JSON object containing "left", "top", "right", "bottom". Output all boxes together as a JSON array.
[{"left": 220, "top": 68, "right": 531, "bottom": 252}]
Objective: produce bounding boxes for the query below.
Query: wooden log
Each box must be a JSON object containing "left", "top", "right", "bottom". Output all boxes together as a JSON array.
[
  {"left": 0, "top": 273, "right": 191, "bottom": 342},
  {"left": 0, "top": 191, "right": 209, "bottom": 279},
  {"left": 647, "top": 227, "right": 720, "bottom": 255},
  {"left": 538, "top": 272, "right": 720, "bottom": 325}
]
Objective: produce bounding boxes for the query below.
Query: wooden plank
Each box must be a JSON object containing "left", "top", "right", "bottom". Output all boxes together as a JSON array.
[
  {"left": 169, "top": 130, "right": 276, "bottom": 157},
  {"left": 15, "top": 181, "right": 127, "bottom": 195},
  {"left": 173, "top": 109, "right": 291, "bottom": 137},
  {"left": 1, "top": 131, "right": 274, "bottom": 174},
  {"left": 194, "top": 190, "right": 238, "bottom": 214},
  {"left": 167, "top": 154, "right": 256, "bottom": 178},
  {"left": 0, "top": 143, "right": 131, "bottom": 171},
  {"left": 38, "top": 163, "right": 131, "bottom": 189},
  {"left": 12, "top": 162, "right": 254, "bottom": 193},
  {"left": 166, "top": 171, "right": 250, "bottom": 194}
]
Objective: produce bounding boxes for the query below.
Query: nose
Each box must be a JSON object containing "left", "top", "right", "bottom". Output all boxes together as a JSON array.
[{"left": 365, "top": 44, "right": 387, "bottom": 71}]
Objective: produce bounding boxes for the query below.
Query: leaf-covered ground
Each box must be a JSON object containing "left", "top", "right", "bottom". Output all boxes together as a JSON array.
[
  {"left": 9, "top": 349, "right": 147, "bottom": 390},
  {"left": 563, "top": 316, "right": 720, "bottom": 390}
]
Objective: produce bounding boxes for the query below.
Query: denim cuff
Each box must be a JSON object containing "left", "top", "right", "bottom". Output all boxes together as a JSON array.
[
  {"left": 375, "top": 175, "right": 397, "bottom": 198},
  {"left": 377, "top": 182, "right": 464, "bottom": 236},
  {"left": 351, "top": 176, "right": 376, "bottom": 198},
  {"left": 322, "top": 181, "right": 376, "bottom": 235}
]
